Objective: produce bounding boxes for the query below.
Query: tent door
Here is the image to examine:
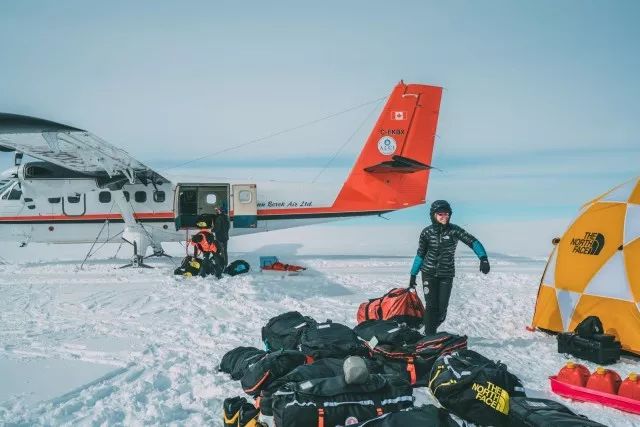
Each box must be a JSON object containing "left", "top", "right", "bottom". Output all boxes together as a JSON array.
[{"left": 232, "top": 184, "right": 257, "bottom": 228}]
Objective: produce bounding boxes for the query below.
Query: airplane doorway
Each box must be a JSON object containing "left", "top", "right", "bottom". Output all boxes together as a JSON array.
[{"left": 174, "top": 184, "right": 229, "bottom": 229}]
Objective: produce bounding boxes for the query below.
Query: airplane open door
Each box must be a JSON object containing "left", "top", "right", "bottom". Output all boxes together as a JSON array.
[{"left": 232, "top": 184, "right": 257, "bottom": 228}]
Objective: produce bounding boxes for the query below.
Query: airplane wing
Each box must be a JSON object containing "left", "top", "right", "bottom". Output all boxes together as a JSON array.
[{"left": 0, "top": 113, "right": 166, "bottom": 185}]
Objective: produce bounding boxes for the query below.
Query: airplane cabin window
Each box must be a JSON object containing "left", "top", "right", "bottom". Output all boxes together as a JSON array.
[
  {"left": 67, "top": 195, "right": 81, "bottom": 204},
  {"left": 99, "top": 191, "right": 111, "bottom": 203},
  {"left": 238, "top": 190, "right": 252, "bottom": 203},
  {"left": 135, "top": 191, "right": 147, "bottom": 203},
  {"left": 206, "top": 193, "right": 217, "bottom": 205},
  {"left": 48, "top": 197, "right": 61, "bottom": 204},
  {"left": 153, "top": 191, "right": 165, "bottom": 203},
  {"left": 7, "top": 188, "right": 22, "bottom": 200},
  {"left": 123, "top": 191, "right": 130, "bottom": 202}
]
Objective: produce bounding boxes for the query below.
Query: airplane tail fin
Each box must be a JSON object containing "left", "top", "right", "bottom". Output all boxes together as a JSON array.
[{"left": 332, "top": 81, "right": 443, "bottom": 212}]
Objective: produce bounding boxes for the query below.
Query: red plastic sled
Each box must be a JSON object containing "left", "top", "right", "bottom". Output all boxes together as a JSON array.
[
  {"left": 260, "top": 261, "right": 306, "bottom": 273},
  {"left": 550, "top": 375, "right": 640, "bottom": 415}
]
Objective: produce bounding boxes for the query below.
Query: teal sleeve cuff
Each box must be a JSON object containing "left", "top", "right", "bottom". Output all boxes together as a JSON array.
[
  {"left": 410, "top": 256, "right": 424, "bottom": 275},
  {"left": 472, "top": 240, "right": 487, "bottom": 258}
]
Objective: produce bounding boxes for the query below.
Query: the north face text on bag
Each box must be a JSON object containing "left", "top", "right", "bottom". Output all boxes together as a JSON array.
[{"left": 471, "top": 381, "right": 509, "bottom": 414}]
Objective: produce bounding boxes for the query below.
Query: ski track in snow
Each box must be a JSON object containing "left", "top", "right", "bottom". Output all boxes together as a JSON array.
[{"left": 0, "top": 254, "right": 637, "bottom": 426}]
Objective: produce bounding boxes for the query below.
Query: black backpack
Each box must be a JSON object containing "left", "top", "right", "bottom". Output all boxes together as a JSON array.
[
  {"left": 574, "top": 316, "right": 604, "bottom": 338},
  {"left": 272, "top": 374, "right": 414, "bottom": 427},
  {"left": 300, "top": 320, "right": 369, "bottom": 360},
  {"left": 219, "top": 346, "right": 266, "bottom": 380},
  {"left": 354, "top": 319, "right": 424, "bottom": 347},
  {"left": 428, "top": 349, "right": 525, "bottom": 426},
  {"left": 224, "top": 259, "right": 250, "bottom": 276},
  {"left": 240, "top": 350, "right": 307, "bottom": 396},
  {"left": 352, "top": 405, "right": 461, "bottom": 426},
  {"left": 508, "top": 397, "right": 606, "bottom": 426},
  {"left": 261, "top": 311, "right": 317, "bottom": 351},
  {"left": 174, "top": 255, "right": 202, "bottom": 276}
]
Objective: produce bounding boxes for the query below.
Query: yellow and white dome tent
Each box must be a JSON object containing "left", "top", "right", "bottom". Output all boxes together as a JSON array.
[{"left": 531, "top": 177, "right": 640, "bottom": 354}]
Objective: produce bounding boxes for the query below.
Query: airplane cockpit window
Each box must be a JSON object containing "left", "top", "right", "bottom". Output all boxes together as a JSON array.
[
  {"left": 67, "top": 195, "right": 81, "bottom": 204},
  {"left": 48, "top": 197, "right": 61, "bottom": 204},
  {"left": 1, "top": 181, "right": 21, "bottom": 200},
  {"left": 0, "top": 180, "right": 12, "bottom": 195},
  {"left": 7, "top": 187, "right": 22, "bottom": 200},
  {"left": 153, "top": 191, "right": 165, "bottom": 203}
]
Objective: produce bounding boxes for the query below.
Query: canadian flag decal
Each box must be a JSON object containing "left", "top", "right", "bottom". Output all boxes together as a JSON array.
[{"left": 391, "top": 111, "right": 407, "bottom": 121}]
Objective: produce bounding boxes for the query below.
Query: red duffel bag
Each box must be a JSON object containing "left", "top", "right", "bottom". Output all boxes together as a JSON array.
[{"left": 357, "top": 287, "right": 425, "bottom": 327}]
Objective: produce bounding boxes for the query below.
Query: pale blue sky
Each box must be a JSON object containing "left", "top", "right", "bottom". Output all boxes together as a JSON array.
[{"left": 1, "top": 1, "right": 639, "bottom": 253}]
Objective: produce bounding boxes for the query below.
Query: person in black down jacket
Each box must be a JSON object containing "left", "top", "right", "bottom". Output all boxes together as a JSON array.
[
  {"left": 213, "top": 206, "right": 231, "bottom": 267},
  {"left": 409, "top": 200, "right": 490, "bottom": 334}
]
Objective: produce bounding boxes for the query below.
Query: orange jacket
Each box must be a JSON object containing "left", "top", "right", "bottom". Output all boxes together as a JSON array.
[{"left": 190, "top": 230, "right": 218, "bottom": 254}]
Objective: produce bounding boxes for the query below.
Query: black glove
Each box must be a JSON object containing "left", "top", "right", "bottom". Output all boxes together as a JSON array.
[
  {"left": 480, "top": 256, "right": 490, "bottom": 274},
  {"left": 409, "top": 275, "right": 417, "bottom": 288}
]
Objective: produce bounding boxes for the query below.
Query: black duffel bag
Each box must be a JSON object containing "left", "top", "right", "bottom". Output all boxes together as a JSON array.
[
  {"left": 259, "top": 357, "right": 384, "bottom": 416},
  {"left": 368, "top": 332, "right": 467, "bottom": 387},
  {"left": 240, "top": 349, "right": 306, "bottom": 396},
  {"left": 509, "top": 397, "right": 606, "bottom": 426},
  {"left": 557, "top": 332, "right": 621, "bottom": 365},
  {"left": 354, "top": 319, "right": 424, "bottom": 346},
  {"left": 219, "top": 346, "right": 267, "bottom": 380},
  {"left": 300, "top": 320, "right": 369, "bottom": 360},
  {"left": 261, "top": 311, "right": 317, "bottom": 351},
  {"left": 428, "top": 349, "right": 525, "bottom": 426},
  {"left": 272, "top": 374, "right": 414, "bottom": 427},
  {"left": 352, "top": 405, "right": 461, "bottom": 426}
]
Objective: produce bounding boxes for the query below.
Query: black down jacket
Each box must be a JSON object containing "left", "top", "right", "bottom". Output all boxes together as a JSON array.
[{"left": 415, "top": 222, "right": 477, "bottom": 278}]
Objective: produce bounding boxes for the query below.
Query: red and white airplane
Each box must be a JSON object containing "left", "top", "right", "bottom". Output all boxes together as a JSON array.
[{"left": 0, "top": 82, "right": 442, "bottom": 266}]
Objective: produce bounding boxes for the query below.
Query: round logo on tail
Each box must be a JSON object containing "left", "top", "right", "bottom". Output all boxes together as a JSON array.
[{"left": 377, "top": 136, "right": 397, "bottom": 155}]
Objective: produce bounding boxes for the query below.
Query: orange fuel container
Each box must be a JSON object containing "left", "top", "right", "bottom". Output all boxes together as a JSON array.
[
  {"left": 618, "top": 373, "right": 640, "bottom": 400},
  {"left": 586, "top": 367, "right": 622, "bottom": 394},
  {"left": 557, "top": 361, "right": 590, "bottom": 387}
]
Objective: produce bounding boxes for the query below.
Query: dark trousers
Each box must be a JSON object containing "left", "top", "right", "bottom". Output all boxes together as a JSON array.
[
  {"left": 200, "top": 252, "right": 223, "bottom": 279},
  {"left": 421, "top": 273, "right": 454, "bottom": 335},
  {"left": 219, "top": 240, "right": 228, "bottom": 266}
]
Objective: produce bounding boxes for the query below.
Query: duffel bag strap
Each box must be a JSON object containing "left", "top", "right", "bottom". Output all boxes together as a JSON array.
[
  {"left": 406, "top": 357, "right": 417, "bottom": 385},
  {"left": 317, "top": 408, "right": 325, "bottom": 427}
]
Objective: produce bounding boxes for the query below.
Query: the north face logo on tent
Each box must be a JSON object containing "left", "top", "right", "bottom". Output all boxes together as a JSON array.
[
  {"left": 570, "top": 232, "right": 605, "bottom": 255},
  {"left": 472, "top": 381, "right": 509, "bottom": 414}
]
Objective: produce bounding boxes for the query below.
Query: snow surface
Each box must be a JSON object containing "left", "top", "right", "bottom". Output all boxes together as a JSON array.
[{"left": 0, "top": 246, "right": 638, "bottom": 426}]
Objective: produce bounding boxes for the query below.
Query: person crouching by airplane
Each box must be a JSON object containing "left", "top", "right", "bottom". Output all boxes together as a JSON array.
[
  {"left": 409, "top": 200, "right": 490, "bottom": 334},
  {"left": 190, "top": 215, "right": 224, "bottom": 278},
  {"left": 213, "top": 206, "right": 230, "bottom": 267}
]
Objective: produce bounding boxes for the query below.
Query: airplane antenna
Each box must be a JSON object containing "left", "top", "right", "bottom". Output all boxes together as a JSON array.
[
  {"left": 161, "top": 95, "right": 388, "bottom": 172},
  {"left": 311, "top": 98, "right": 384, "bottom": 183}
]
